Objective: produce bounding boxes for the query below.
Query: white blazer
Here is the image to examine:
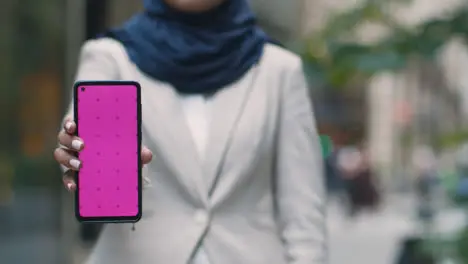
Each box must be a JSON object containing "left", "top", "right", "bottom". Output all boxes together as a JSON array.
[{"left": 66, "top": 38, "right": 327, "bottom": 264}]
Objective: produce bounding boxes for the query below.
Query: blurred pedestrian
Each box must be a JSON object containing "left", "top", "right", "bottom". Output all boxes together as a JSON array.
[
  {"left": 53, "top": 0, "right": 326, "bottom": 263},
  {"left": 455, "top": 143, "right": 468, "bottom": 200},
  {"left": 337, "top": 143, "right": 379, "bottom": 216},
  {"left": 412, "top": 145, "right": 437, "bottom": 198},
  {"left": 412, "top": 144, "right": 437, "bottom": 220}
]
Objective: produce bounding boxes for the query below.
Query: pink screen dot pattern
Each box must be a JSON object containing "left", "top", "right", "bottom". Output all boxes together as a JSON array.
[{"left": 77, "top": 84, "right": 139, "bottom": 218}]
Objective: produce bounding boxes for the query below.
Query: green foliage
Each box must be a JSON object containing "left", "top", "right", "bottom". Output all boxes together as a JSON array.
[
  {"left": 434, "top": 130, "right": 468, "bottom": 150},
  {"left": 456, "top": 226, "right": 468, "bottom": 262},
  {"left": 302, "top": 0, "right": 468, "bottom": 88}
]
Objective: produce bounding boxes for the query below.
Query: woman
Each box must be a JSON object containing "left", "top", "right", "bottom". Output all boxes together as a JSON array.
[{"left": 54, "top": 0, "right": 326, "bottom": 263}]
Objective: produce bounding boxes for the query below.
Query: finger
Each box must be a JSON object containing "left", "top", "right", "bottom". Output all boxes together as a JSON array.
[
  {"left": 54, "top": 147, "right": 82, "bottom": 171},
  {"left": 141, "top": 146, "right": 153, "bottom": 165},
  {"left": 57, "top": 130, "right": 84, "bottom": 151},
  {"left": 63, "top": 119, "right": 76, "bottom": 135},
  {"left": 63, "top": 169, "right": 76, "bottom": 192}
]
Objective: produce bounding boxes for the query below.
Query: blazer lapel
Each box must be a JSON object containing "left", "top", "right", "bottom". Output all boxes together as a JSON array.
[
  {"left": 142, "top": 83, "right": 207, "bottom": 204},
  {"left": 204, "top": 67, "right": 258, "bottom": 196}
]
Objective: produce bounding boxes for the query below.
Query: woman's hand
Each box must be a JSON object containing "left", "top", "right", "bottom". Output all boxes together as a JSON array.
[{"left": 53, "top": 117, "right": 153, "bottom": 192}]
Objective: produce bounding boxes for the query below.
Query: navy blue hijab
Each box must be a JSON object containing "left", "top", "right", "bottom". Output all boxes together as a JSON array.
[{"left": 105, "top": 0, "right": 269, "bottom": 94}]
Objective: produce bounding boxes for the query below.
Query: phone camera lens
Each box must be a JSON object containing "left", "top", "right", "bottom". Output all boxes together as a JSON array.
[{"left": 81, "top": 87, "right": 86, "bottom": 92}]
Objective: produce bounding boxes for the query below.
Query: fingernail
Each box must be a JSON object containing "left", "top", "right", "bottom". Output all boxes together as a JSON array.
[
  {"left": 71, "top": 140, "right": 83, "bottom": 150},
  {"left": 67, "top": 183, "right": 73, "bottom": 191},
  {"left": 65, "top": 122, "right": 73, "bottom": 131},
  {"left": 69, "top": 159, "right": 81, "bottom": 169}
]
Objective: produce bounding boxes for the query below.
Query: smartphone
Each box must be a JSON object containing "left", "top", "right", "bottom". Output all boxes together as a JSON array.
[{"left": 73, "top": 81, "right": 142, "bottom": 223}]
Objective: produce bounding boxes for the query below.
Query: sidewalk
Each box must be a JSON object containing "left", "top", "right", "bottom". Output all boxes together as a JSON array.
[{"left": 327, "top": 194, "right": 418, "bottom": 264}]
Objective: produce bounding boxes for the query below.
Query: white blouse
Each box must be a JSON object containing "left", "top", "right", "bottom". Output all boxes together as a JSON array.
[{"left": 180, "top": 95, "right": 212, "bottom": 264}]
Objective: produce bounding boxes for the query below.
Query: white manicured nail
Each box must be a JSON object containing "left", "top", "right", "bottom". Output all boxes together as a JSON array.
[
  {"left": 70, "top": 159, "right": 81, "bottom": 169},
  {"left": 71, "top": 140, "right": 83, "bottom": 150},
  {"left": 65, "top": 122, "right": 73, "bottom": 131}
]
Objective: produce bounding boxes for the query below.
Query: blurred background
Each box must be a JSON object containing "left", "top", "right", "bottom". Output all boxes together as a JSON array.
[{"left": 3, "top": 0, "right": 468, "bottom": 263}]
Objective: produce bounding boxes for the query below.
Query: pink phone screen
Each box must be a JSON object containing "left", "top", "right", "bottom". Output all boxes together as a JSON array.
[{"left": 75, "top": 82, "right": 140, "bottom": 221}]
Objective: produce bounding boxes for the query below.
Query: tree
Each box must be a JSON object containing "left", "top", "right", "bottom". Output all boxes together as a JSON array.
[
  {"left": 302, "top": 0, "right": 468, "bottom": 88},
  {"left": 302, "top": 0, "right": 468, "bottom": 149}
]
